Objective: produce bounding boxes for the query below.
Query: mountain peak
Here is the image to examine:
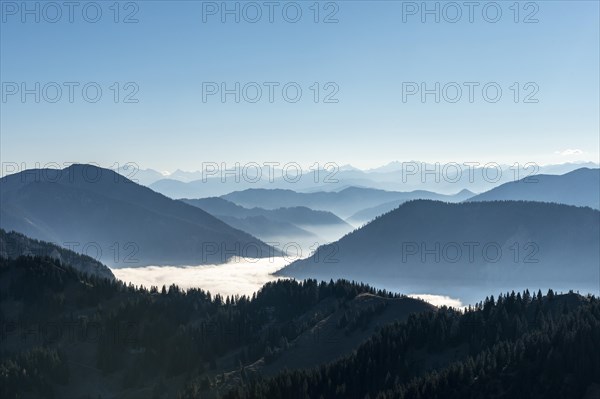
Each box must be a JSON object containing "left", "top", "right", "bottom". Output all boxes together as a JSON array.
[{"left": 1, "top": 165, "right": 277, "bottom": 266}]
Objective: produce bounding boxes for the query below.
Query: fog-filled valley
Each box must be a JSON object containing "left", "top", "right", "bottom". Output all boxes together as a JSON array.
[
  {"left": 2, "top": 161, "right": 599, "bottom": 398},
  {"left": 3, "top": 2, "right": 599, "bottom": 396}
]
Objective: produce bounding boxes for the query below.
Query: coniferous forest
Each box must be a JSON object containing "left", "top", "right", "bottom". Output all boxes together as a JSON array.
[
  {"left": 3, "top": 1, "right": 600, "bottom": 397},
  {"left": 1, "top": 255, "right": 599, "bottom": 399}
]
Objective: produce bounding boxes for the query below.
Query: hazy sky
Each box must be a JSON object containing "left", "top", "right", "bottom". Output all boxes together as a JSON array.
[{"left": 1, "top": 1, "right": 599, "bottom": 172}]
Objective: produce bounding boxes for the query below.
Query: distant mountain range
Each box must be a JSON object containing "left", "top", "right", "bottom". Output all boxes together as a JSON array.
[
  {"left": 467, "top": 168, "right": 600, "bottom": 209},
  {"left": 141, "top": 162, "right": 599, "bottom": 198},
  {"left": 0, "top": 164, "right": 276, "bottom": 267},
  {"left": 182, "top": 197, "right": 353, "bottom": 253},
  {"left": 0, "top": 229, "right": 115, "bottom": 280},
  {"left": 210, "top": 167, "right": 599, "bottom": 227},
  {"left": 182, "top": 197, "right": 349, "bottom": 226},
  {"left": 221, "top": 187, "right": 474, "bottom": 219},
  {"left": 366, "top": 160, "right": 599, "bottom": 175},
  {"left": 277, "top": 200, "right": 600, "bottom": 303},
  {"left": 115, "top": 164, "right": 166, "bottom": 186}
]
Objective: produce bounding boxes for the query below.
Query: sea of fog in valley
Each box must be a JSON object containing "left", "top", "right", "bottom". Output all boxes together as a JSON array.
[
  {"left": 111, "top": 256, "right": 466, "bottom": 307},
  {"left": 112, "top": 256, "right": 292, "bottom": 298}
]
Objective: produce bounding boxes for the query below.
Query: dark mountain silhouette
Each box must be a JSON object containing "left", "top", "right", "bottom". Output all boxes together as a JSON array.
[
  {"left": 467, "top": 168, "right": 600, "bottom": 209},
  {"left": 222, "top": 291, "right": 600, "bottom": 399},
  {"left": 0, "top": 229, "right": 114, "bottom": 280},
  {"left": 245, "top": 293, "right": 434, "bottom": 378},
  {"left": 278, "top": 200, "right": 600, "bottom": 303},
  {"left": 183, "top": 198, "right": 310, "bottom": 240},
  {"left": 348, "top": 188, "right": 475, "bottom": 224},
  {"left": 182, "top": 197, "right": 350, "bottom": 227},
  {"left": 538, "top": 161, "right": 599, "bottom": 175},
  {"left": 182, "top": 197, "right": 354, "bottom": 254},
  {"left": 219, "top": 215, "right": 316, "bottom": 240},
  {"left": 4, "top": 255, "right": 596, "bottom": 398},
  {"left": 150, "top": 175, "right": 391, "bottom": 198},
  {"left": 221, "top": 187, "right": 474, "bottom": 219},
  {"left": 0, "top": 164, "right": 276, "bottom": 267},
  {"left": 0, "top": 256, "right": 434, "bottom": 399}
]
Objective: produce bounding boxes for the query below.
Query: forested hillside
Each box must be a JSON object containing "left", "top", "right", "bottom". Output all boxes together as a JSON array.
[
  {"left": 0, "top": 255, "right": 423, "bottom": 399},
  {"left": 0, "top": 229, "right": 115, "bottom": 280},
  {"left": 2, "top": 255, "right": 598, "bottom": 399},
  {"left": 220, "top": 291, "right": 600, "bottom": 399}
]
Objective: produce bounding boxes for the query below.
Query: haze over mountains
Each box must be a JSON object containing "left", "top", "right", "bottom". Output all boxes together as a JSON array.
[
  {"left": 183, "top": 198, "right": 349, "bottom": 227},
  {"left": 346, "top": 167, "right": 599, "bottom": 224},
  {"left": 4, "top": 0, "right": 599, "bottom": 395},
  {"left": 141, "top": 161, "right": 599, "bottom": 198},
  {"left": 2, "top": 164, "right": 597, "bottom": 272},
  {"left": 278, "top": 200, "right": 600, "bottom": 304},
  {"left": 221, "top": 187, "right": 473, "bottom": 219},
  {"left": 0, "top": 164, "right": 275, "bottom": 267},
  {"left": 182, "top": 197, "right": 353, "bottom": 249},
  {"left": 1, "top": 164, "right": 597, "bottom": 272},
  {"left": 2, "top": 164, "right": 600, "bottom": 398},
  {"left": 467, "top": 168, "right": 600, "bottom": 209}
]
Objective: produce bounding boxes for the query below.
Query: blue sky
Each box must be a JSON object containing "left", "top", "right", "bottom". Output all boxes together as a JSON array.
[{"left": 1, "top": 0, "right": 598, "bottom": 172}]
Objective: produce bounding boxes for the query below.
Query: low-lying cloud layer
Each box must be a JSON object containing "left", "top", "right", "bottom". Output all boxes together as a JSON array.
[
  {"left": 112, "top": 257, "right": 294, "bottom": 298},
  {"left": 112, "top": 257, "right": 464, "bottom": 307},
  {"left": 408, "top": 294, "right": 464, "bottom": 308}
]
